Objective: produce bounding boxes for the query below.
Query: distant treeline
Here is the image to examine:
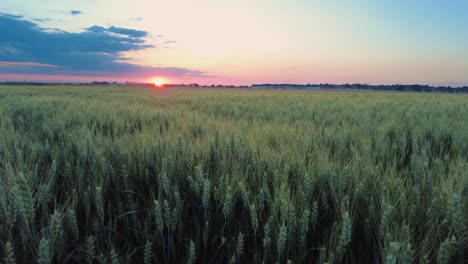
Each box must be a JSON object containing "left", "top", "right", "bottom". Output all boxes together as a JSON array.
[
  {"left": 0, "top": 82, "right": 65, "bottom": 86},
  {"left": 251, "top": 84, "right": 321, "bottom": 89},
  {"left": 320, "top": 83, "right": 468, "bottom": 93},
  {"left": 253, "top": 83, "right": 468, "bottom": 93}
]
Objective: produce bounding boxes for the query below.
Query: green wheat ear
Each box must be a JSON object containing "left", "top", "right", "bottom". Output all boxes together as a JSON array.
[
  {"left": 111, "top": 248, "right": 119, "bottom": 264},
  {"left": 188, "top": 240, "right": 196, "bottom": 264},
  {"left": 86, "top": 236, "right": 95, "bottom": 264},
  {"left": 5, "top": 194, "right": 17, "bottom": 228},
  {"left": 38, "top": 238, "right": 52, "bottom": 264},
  {"left": 4, "top": 241, "right": 15, "bottom": 264},
  {"left": 451, "top": 193, "right": 466, "bottom": 238},
  {"left": 223, "top": 185, "right": 234, "bottom": 219},
  {"left": 95, "top": 186, "right": 104, "bottom": 220},
  {"left": 335, "top": 211, "right": 352, "bottom": 263},
  {"left": 310, "top": 201, "right": 318, "bottom": 227},
  {"left": 384, "top": 242, "right": 399, "bottom": 264},
  {"left": 67, "top": 209, "right": 79, "bottom": 239},
  {"left": 250, "top": 203, "right": 259, "bottom": 234},
  {"left": 144, "top": 240, "right": 152, "bottom": 264},
  {"left": 202, "top": 178, "right": 211, "bottom": 210},
  {"left": 277, "top": 223, "right": 288, "bottom": 259},
  {"left": 236, "top": 232, "right": 244, "bottom": 258},
  {"left": 300, "top": 209, "right": 311, "bottom": 247},
  {"left": 49, "top": 210, "right": 61, "bottom": 236},
  {"left": 263, "top": 222, "right": 271, "bottom": 250},
  {"left": 153, "top": 199, "right": 164, "bottom": 234}
]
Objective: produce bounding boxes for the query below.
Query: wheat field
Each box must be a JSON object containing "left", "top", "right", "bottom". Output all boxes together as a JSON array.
[{"left": 0, "top": 86, "right": 467, "bottom": 263}]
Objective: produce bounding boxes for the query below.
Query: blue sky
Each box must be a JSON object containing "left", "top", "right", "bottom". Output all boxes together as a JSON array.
[{"left": 1, "top": 0, "right": 467, "bottom": 85}]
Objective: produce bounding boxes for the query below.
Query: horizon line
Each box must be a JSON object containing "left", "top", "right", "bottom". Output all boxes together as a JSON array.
[{"left": 1, "top": 81, "right": 468, "bottom": 89}]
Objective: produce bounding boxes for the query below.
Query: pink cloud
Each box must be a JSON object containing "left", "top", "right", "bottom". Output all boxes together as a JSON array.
[{"left": 0, "top": 61, "right": 57, "bottom": 67}]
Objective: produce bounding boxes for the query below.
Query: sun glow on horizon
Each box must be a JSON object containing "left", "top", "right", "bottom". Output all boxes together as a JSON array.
[{"left": 151, "top": 78, "right": 167, "bottom": 87}]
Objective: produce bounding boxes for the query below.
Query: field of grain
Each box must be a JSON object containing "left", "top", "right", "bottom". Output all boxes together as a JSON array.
[{"left": 0, "top": 86, "right": 467, "bottom": 263}]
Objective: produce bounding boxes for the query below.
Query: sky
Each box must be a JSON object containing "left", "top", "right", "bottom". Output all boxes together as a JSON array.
[{"left": 1, "top": 0, "right": 467, "bottom": 86}]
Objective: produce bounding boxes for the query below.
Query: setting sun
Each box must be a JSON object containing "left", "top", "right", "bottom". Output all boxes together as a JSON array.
[{"left": 152, "top": 78, "right": 166, "bottom": 87}]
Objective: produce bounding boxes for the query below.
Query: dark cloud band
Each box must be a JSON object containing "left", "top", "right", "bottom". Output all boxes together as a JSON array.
[{"left": 0, "top": 13, "right": 205, "bottom": 78}]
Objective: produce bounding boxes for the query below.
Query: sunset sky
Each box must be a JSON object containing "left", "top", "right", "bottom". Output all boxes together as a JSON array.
[{"left": 1, "top": 0, "right": 467, "bottom": 85}]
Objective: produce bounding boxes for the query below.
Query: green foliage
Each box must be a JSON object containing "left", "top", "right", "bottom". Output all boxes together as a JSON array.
[
  {"left": 436, "top": 236, "right": 456, "bottom": 264},
  {"left": 0, "top": 86, "right": 467, "bottom": 263}
]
